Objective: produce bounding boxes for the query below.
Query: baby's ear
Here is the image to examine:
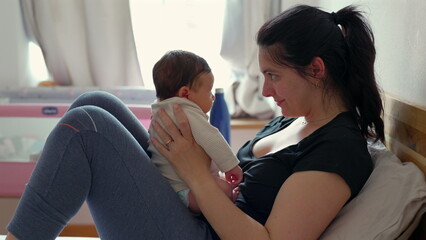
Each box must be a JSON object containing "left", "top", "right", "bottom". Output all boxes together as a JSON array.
[{"left": 177, "top": 86, "right": 190, "bottom": 98}]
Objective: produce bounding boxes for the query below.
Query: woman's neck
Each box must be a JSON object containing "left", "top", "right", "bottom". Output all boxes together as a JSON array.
[{"left": 303, "top": 95, "right": 347, "bottom": 124}]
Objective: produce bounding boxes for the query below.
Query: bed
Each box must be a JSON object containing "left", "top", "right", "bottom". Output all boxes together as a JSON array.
[
  {"left": 382, "top": 94, "right": 426, "bottom": 239},
  {"left": 319, "top": 94, "right": 426, "bottom": 240},
  {"left": 0, "top": 92, "right": 425, "bottom": 239}
]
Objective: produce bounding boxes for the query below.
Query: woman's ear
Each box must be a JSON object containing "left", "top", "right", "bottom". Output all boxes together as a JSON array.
[
  {"left": 177, "top": 86, "right": 190, "bottom": 98},
  {"left": 310, "top": 57, "right": 326, "bottom": 79}
]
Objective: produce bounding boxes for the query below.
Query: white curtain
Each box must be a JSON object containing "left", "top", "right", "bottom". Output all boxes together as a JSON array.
[
  {"left": 220, "top": 0, "right": 281, "bottom": 119},
  {"left": 20, "top": 0, "right": 143, "bottom": 86}
]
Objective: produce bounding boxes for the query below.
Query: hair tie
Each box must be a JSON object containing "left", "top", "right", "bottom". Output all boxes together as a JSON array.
[{"left": 331, "top": 12, "right": 339, "bottom": 24}]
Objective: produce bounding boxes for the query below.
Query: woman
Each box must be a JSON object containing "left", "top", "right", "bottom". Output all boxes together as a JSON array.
[{"left": 6, "top": 4, "right": 383, "bottom": 240}]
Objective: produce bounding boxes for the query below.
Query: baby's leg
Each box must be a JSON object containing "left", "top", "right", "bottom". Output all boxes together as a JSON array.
[
  {"left": 214, "top": 177, "right": 239, "bottom": 202},
  {"left": 187, "top": 176, "right": 237, "bottom": 213},
  {"left": 188, "top": 190, "right": 201, "bottom": 213}
]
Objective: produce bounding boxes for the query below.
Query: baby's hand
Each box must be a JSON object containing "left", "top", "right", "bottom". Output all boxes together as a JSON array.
[{"left": 225, "top": 166, "right": 243, "bottom": 188}]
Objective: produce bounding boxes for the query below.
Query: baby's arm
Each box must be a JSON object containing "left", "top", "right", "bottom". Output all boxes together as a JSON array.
[{"left": 184, "top": 108, "right": 240, "bottom": 174}]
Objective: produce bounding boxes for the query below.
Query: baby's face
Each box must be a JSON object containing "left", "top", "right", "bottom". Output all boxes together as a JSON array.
[{"left": 187, "top": 72, "right": 215, "bottom": 113}]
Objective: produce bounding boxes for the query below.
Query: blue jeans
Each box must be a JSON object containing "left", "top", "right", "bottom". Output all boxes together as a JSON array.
[{"left": 7, "top": 91, "right": 213, "bottom": 240}]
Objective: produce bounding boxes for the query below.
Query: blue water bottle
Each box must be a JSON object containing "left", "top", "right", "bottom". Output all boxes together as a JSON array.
[{"left": 210, "top": 88, "right": 231, "bottom": 144}]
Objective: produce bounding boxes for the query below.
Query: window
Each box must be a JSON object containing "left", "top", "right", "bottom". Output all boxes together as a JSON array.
[
  {"left": 28, "top": 41, "right": 50, "bottom": 85},
  {"left": 28, "top": 0, "right": 231, "bottom": 89},
  {"left": 130, "top": 0, "right": 231, "bottom": 90}
]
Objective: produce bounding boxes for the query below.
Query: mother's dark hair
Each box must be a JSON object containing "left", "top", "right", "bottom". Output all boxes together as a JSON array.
[{"left": 257, "top": 4, "right": 384, "bottom": 142}]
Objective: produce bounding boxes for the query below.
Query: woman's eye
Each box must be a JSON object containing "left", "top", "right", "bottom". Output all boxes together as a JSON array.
[{"left": 268, "top": 73, "right": 277, "bottom": 81}]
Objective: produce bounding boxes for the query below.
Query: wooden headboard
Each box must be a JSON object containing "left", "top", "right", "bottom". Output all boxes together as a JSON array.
[{"left": 383, "top": 93, "right": 426, "bottom": 239}]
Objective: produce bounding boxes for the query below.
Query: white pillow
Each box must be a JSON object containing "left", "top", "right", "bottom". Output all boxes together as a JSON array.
[{"left": 320, "top": 140, "right": 426, "bottom": 240}]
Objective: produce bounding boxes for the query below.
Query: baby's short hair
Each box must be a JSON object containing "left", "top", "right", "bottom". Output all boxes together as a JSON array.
[{"left": 153, "top": 50, "right": 211, "bottom": 100}]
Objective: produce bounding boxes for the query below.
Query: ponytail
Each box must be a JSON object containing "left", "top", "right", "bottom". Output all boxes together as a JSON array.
[{"left": 336, "top": 6, "right": 384, "bottom": 141}]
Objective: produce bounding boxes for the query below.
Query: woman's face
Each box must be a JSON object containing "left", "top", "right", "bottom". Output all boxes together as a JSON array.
[{"left": 259, "top": 47, "right": 317, "bottom": 118}]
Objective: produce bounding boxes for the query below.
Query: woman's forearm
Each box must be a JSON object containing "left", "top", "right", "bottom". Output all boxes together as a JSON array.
[{"left": 189, "top": 174, "right": 271, "bottom": 240}]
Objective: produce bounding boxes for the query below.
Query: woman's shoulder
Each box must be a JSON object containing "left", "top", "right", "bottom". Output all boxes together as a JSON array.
[
  {"left": 258, "top": 116, "right": 295, "bottom": 133},
  {"left": 297, "top": 112, "right": 373, "bottom": 198},
  {"left": 300, "top": 111, "right": 370, "bottom": 162},
  {"left": 318, "top": 111, "right": 361, "bottom": 138}
]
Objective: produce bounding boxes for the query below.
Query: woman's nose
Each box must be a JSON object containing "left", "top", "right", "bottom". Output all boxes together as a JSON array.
[{"left": 262, "top": 81, "right": 273, "bottom": 97}]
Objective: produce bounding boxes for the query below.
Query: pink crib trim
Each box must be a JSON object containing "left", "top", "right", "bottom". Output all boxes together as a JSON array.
[
  {"left": 0, "top": 104, "right": 152, "bottom": 118},
  {"left": 0, "top": 104, "right": 69, "bottom": 118},
  {"left": 0, "top": 162, "right": 35, "bottom": 197}
]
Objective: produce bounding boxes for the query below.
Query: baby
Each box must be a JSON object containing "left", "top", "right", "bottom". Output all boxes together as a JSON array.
[{"left": 148, "top": 50, "right": 242, "bottom": 213}]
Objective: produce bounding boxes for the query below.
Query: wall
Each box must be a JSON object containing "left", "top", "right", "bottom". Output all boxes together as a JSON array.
[{"left": 281, "top": 0, "right": 426, "bottom": 109}]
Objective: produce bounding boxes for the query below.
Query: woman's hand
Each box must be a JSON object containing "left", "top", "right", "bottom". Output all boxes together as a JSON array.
[{"left": 150, "top": 104, "right": 212, "bottom": 187}]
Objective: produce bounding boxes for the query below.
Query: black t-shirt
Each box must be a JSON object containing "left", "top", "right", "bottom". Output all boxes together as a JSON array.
[
  {"left": 235, "top": 112, "right": 373, "bottom": 225},
  {"left": 203, "top": 112, "right": 373, "bottom": 238}
]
